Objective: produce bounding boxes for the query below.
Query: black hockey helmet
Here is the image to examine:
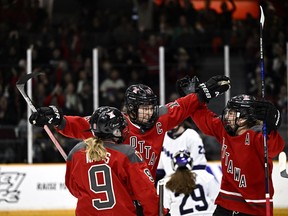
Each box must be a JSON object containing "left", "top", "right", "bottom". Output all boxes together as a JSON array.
[
  {"left": 90, "top": 106, "right": 129, "bottom": 143},
  {"left": 171, "top": 150, "right": 193, "bottom": 171},
  {"left": 124, "top": 84, "right": 159, "bottom": 130},
  {"left": 222, "top": 94, "right": 257, "bottom": 136}
]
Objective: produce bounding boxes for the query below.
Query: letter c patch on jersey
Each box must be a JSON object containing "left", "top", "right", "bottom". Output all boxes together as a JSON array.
[{"left": 156, "top": 122, "right": 163, "bottom": 135}]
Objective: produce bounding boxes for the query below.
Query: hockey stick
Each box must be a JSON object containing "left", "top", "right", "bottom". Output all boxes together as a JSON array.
[
  {"left": 158, "top": 179, "right": 164, "bottom": 216},
  {"left": 279, "top": 152, "right": 288, "bottom": 178},
  {"left": 259, "top": 6, "right": 271, "bottom": 216},
  {"left": 16, "top": 72, "right": 68, "bottom": 161}
]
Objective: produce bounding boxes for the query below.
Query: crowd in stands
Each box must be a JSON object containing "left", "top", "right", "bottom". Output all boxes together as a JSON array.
[{"left": 0, "top": 0, "right": 287, "bottom": 162}]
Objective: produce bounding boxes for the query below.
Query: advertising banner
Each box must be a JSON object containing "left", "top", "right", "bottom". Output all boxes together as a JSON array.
[
  {"left": 0, "top": 164, "right": 76, "bottom": 210},
  {"left": 0, "top": 162, "right": 287, "bottom": 210}
]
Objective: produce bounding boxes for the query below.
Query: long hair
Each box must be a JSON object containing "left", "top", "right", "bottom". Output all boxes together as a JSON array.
[
  {"left": 166, "top": 167, "right": 197, "bottom": 195},
  {"left": 84, "top": 137, "right": 107, "bottom": 162}
]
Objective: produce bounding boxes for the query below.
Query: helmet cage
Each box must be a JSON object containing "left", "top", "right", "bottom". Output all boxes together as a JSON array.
[
  {"left": 222, "top": 95, "right": 257, "bottom": 136},
  {"left": 171, "top": 150, "right": 193, "bottom": 171}
]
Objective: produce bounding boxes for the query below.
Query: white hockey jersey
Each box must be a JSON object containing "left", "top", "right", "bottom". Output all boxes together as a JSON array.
[
  {"left": 157, "top": 128, "right": 207, "bottom": 177},
  {"left": 158, "top": 170, "right": 219, "bottom": 216}
]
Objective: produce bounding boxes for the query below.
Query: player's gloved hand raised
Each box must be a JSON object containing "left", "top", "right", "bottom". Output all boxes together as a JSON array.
[
  {"left": 176, "top": 75, "right": 200, "bottom": 97},
  {"left": 29, "top": 105, "right": 63, "bottom": 127},
  {"left": 254, "top": 100, "right": 281, "bottom": 134},
  {"left": 197, "top": 75, "right": 231, "bottom": 103}
]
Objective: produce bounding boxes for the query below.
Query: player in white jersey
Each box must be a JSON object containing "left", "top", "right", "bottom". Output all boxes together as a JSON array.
[
  {"left": 158, "top": 150, "right": 219, "bottom": 216},
  {"left": 157, "top": 120, "right": 207, "bottom": 179}
]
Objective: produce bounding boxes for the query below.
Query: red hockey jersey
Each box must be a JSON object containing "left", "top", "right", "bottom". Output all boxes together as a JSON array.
[
  {"left": 65, "top": 142, "right": 159, "bottom": 216},
  {"left": 190, "top": 100, "right": 284, "bottom": 215},
  {"left": 58, "top": 93, "right": 200, "bottom": 179}
]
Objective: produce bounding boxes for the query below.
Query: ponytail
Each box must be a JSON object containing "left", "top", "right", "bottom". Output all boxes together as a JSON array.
[
  {"left": 166, "top": 168, "right": 196, "bottom": 195},
  {"left": 85, "top": 137, "right": 107, "bottom": 162}
]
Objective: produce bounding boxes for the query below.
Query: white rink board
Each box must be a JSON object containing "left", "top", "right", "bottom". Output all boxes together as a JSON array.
[
  {"left": 0, "top": 162, "right": 287, "bottom": 211},
  {"left": 0, "top": 164, "right": 77, "bottom": 210}
]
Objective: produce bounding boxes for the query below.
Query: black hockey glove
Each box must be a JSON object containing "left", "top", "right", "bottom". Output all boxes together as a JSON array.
[
  {"left": 197, "top": 75, "right": 231, "bottom": 103},
  {"left": 29, "top": 105, "right": 63, "bottom": 127},
  {"left": 254, "top": 100, "right": 281, "bottom": 134},
  {"left": 176, "top": 75, "right": 200, "bottom": 97}
]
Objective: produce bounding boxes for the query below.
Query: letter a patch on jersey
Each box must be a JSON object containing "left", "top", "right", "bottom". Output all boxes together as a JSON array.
[{"left": 245, "top": 133, "right": 250, "bottom": 145}]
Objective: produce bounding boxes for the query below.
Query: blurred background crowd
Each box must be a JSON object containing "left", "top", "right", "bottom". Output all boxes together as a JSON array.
[{"left": 0, "top": 0, "right": 287, "bottom": 163}]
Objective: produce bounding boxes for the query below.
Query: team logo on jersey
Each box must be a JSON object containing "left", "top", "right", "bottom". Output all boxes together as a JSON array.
[
  {"left": 156, "top": 122, "right": 163, "bottom": 135},
  {"left": 107, "top": 111, "right": 115, "bottom": 119},
  {"left": 0, "top": 171, "right": 26, "bottom": 203},
  {"left": 243, "top": 95, "right": 250, "bottom": 100},
  {"left": 132, "top": 86, "right": 140, "bottom": 93}
]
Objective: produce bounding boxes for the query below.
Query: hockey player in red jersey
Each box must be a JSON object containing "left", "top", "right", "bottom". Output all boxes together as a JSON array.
[
  {"left": 177, "top": 76, "right": 284, "bottom": 216},
  {"left": 29, "top": 75, "right": 231, "bottom": 181},
  {"left": 65, "top": 106, "right": 165, "bottom": 216}
]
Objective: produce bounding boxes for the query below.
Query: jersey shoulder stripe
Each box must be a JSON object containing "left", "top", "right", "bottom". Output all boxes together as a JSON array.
[
  {"left": 67, "top": 141, "right": 86, "bottom": 161},
  {"left": 104, "top": 143, "right": 143, "bottom": 163},
  {"left": 158, "top": 105, "right": 168, "bottom": 116},
  {"left": 250, "top": 125, "right": 262, "bottom": 133}
]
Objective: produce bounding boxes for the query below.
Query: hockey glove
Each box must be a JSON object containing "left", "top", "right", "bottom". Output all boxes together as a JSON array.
[
  {"left": 176, "top": 75, "right": 199, "bottom": 97},
  {"left": 29, "top": 105, "right": 63, "bottom": 127},
  {"left": 197, "top": 75, "right": 231, "bottom": 103},
  {"left": 254, "top": 100, "right": 281, "bottom": 134}
]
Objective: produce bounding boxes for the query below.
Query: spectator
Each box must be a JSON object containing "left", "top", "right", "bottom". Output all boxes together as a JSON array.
[
  {"left": 78, "top": 81, "right": 93, "bottom": 116},
  {"left": 218, "top": 0, "right": 236, "bottom": 45},
  {"left": 138, "top": 33, "right": 163, "bottom": 89},
  {"left": 43, "top": 84, "right": 65, "bottom": 108},
  {"left": 133, "top": 0, "right": 154, "bottom": 32},
  {"left": 63, "top": 82, "right": 83, "bottom": 115},
  {"left": 99, "top": 68, "right": 126, "bottom": 108}
]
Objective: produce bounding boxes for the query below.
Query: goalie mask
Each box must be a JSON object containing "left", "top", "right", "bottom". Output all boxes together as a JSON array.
[
  {"left": 124, "top": 84, "right": 159, "bottom": 130},
  {"left": 90, "top": 106, "right": 129, "bottom": 143},
  {"left": 172, "top": 150, "right": 193, "bottom": 171},
  {"left": 222, "top": 94, "right": 257, "bottom": 136}
]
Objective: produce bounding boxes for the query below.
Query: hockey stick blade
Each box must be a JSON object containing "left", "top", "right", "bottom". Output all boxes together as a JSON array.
[
  {"left": 16, "top": 72, "right": 68, "bottom": 161},
  {"left": 16, "top": 71, "right": 44, "bottom": 85},
  {"left": 260, "top": 6, "right": 265, "bottom": 28},
  {"left": 279, "top": 152, "right": 288, "bottom": 178},
  {"left": 16, "top": 71, "right": 45, "bottom": 112}
]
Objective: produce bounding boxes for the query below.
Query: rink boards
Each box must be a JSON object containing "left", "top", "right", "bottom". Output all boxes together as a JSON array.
[{"left": 0, "top": 162, "right": 287, "bottom": 215}]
